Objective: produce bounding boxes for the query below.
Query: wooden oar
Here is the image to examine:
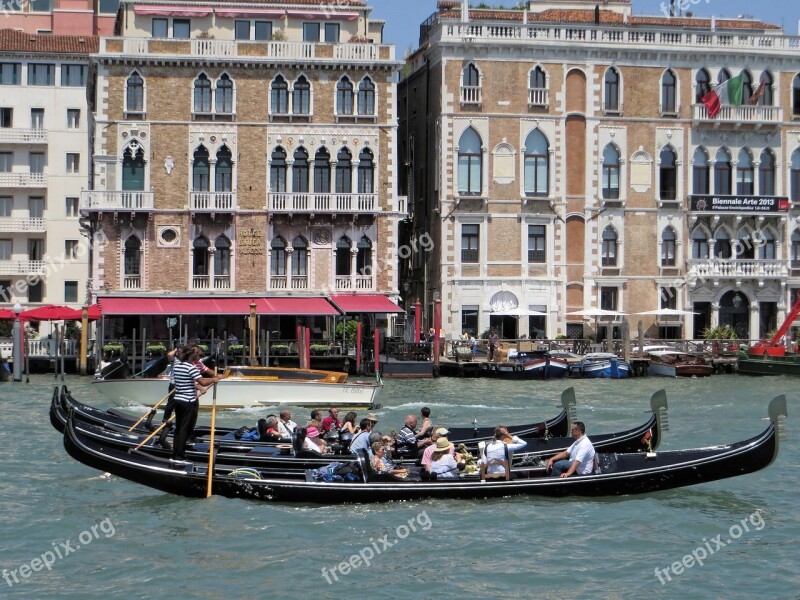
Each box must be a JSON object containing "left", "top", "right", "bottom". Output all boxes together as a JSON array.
[
  {"left": 206, "top": 381, "right": 218, "bottom": 498},
  {"left": 133, "top": 416, "right": 175, "bottom": 451},
  {"left": 128, "top": 389, "right": 174, "bottom": 432}
]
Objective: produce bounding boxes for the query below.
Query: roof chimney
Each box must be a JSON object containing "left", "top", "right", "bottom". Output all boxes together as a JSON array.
[{"left": 461, "top": 0, "right": 468, "bottom": 23}]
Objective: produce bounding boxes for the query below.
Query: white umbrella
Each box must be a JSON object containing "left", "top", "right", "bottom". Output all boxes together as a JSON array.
[
  {"left": 635, "top": 308, "right": 698, "bottom": 316},
  {"left": 490, "top": 307, "right": 547, "bottom": 317}
]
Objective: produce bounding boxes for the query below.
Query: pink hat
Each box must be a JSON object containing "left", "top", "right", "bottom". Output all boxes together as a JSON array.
[{"left": 306, "top": 426, "right": 320, "bottom": 438}]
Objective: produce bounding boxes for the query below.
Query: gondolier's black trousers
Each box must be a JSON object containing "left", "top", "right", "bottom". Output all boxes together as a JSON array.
[{"left": 172, "top": 400, "right": 199, "bottom": 460}]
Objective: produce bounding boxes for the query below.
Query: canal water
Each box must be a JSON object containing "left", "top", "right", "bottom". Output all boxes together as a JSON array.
[{"left": 0, "top": 374, "right": 797, "bottom": 599}]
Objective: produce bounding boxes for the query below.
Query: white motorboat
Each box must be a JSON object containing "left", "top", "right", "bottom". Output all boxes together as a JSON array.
[{"left": 92, "top": 366, "right": 382, "bottom": 410}]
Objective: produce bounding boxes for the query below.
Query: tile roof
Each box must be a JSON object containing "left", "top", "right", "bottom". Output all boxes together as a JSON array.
[
  {"left": 0, "top": 29, "right": 99, "bottom": 54},
  {"left": 438, "top": 8, "right": 780, "bottom": 31}
]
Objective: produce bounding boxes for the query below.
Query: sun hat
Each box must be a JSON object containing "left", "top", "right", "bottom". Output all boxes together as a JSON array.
[
  {"left": 434, "top": 427, "right": 450, "bottom": 436},
  {"left": 366, "top": 413, "right": 380, "bottom": 422},
  {"left": 434, "top": 437, "right": 454, "bottom": 452},
  {"left": 306, "top": 426, "right": 320, "bottom": 438}
]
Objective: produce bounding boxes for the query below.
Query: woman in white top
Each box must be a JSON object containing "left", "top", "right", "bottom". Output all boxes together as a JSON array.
[
  {"left": 426, "top": 437, "right": 463, "bottom": 479},
  {"left": 479, "top": 426, "right": 528, "bottom": 476}
]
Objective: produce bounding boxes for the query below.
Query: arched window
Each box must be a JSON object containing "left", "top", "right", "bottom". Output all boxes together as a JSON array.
[
  {"left": 462, "top": 63, "right": 479, "bottom": 87},
  {"left": 759, "top": 71, "right": 774, "bottom": 106},
  {"left": 337, "top": 76, "right": 354, "bottom": 116},
  {"left": 292, "top": 236, "right": 308, "bottom": 276},
  {"left": 193, "top": 73, "right": 211, "bottom": 113},
  {"left": 693, "top": 147, "right": 709, "bottom": 194},
  {"left": 292, "top": 147, "right": 309, "bottom": 193},
  {"left": 523, "top": 130, "right": 549, "bottom": 196},
  {"left": 215, "top": 146, "right": 232, "bottom": 192},
  {"left": 335, "top": 148, "right": 352, "bottom": 193},
  {"left": 758, "top": 229, "right": 776, "bottom": 260},
  {"left": 529, "top": 66, "right": 546, "bottom": 105},
  {"left": 661, "top": 227, "right": 676, "bottom": 266},
  {"left": 215, "top": 74, "right": 233, "bottom": 114},
  {"left": 293, "top": 75, "right": 310, "bottom": 115},
  {"left": 791, "top": 148, "right": 800, "bottom": 203},
  {"left": 270, "top": 237, "right": 286, "bottom": 276},
  {"left": 737, "top": 149, "right": 754, "bottom": 195},
  {"left": 661, "top": 69, "right": 677, "bottom": 113},
  {"left": 271, "top": 75, "right": 288, "bottom": 115},
  {"left": 792, "top": 229, "right": 800, "bottom": 268},
  {"left": 604, "top": 67, "right": 620, "bottom": 111},
  {"left": 601, "top": 227, "right": 617, "bottom": 267},
  {"left": 602, "top": 144, "right": 620, "bottom": 199},
  {"left": 695, "top": 68, "right": 710, "bottom": 103},
  {"left": 214, "top": 235, "right": 231, "bottom": 278},
  {"left": 356, "top": 235, "right": 372, "bottom": 274},
  {"left": 457, "top": 127, "right": 482, "bottom": 195},
  {"left": 192, "top": 146, "right": 209, "bottom": 191},
  {"left": 659, "top": 146, "right": 677, "bottom": 200},
  {"left": 358, "top": 148, "right": 374, "bottom": 193},
  {"left": 193, "top": 236, "right": 209, "bottom": 275},
  {"left": 336, "top": 236, "right": 351, "bottom": 276},
  {"left": 270, "top": 147, "right": 287, "bottom": 193},
  {"left": 718, "top": 68, "right": 731, "bottom": 85},
  {"left": 691, "top": 228, "right": 709, "bottom": 259},
  {"left": 714, "top": 148, "right": 731, "bottom": 195},
  {"left": 122, "top": 146, "right": 145, "bottom": 191},
  {"left": 737, "top": 229, "right": 754, "bottom": 260},
  {"left": 714, "top": 229, "right": 731, "bottom": 259},
  {"left": 794, "top": 74, "right": 800, "bottom": 117},
  {"left": 124, "top": 236, "right": 141, "bottom": 275},
  {"left": 357, "top": 77, "right": 375, "bottom": 115},
  {"left": 126, "top": 71, "right": 144, "bottom": 113},
  {"left": 313, "top": 148, "right": 331, "bottom": 193},
  {"left": 741, "top": 70, "right": 753, "bottom": 104},
  {"left": 759, "top": 149, "right": 775, "bottom": 196}
]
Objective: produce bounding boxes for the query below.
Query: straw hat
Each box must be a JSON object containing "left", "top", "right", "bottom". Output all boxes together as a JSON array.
[{"left": 434, "top": 437, "right": 453, "bottom": 452}]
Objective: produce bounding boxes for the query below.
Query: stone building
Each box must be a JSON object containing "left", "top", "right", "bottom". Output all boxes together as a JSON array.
[
  {"left": 0, "top": 31, "right": 95, "bottom": 309},
  {"left": 81, "top": 0, "right": 405, "bottom": 336},
  {"left": 399, "top": 0, "right": 800, "bottom": 342}
]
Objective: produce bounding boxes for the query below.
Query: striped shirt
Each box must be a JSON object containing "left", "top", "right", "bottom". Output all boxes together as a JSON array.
[{"left": 173, "top": 360, "right": 201, "bottom": 403}]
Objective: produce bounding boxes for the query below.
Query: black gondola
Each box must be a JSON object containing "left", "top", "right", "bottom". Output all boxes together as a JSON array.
[
  {"left": 49, "top": 384, "right": 573, "bottom": 447},
  {"left": 62, "top": 395, "right": 785, "bottom": 503}
]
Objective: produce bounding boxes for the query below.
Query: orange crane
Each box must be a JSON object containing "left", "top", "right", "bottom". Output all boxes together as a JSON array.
[{"left": 749, "top": 291, "right": 800, "bottom": 357}]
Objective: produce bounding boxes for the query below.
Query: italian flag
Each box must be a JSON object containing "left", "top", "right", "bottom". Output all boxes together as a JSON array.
[{"left": 701, "top": 75, "right": 744, "bottom": 118}]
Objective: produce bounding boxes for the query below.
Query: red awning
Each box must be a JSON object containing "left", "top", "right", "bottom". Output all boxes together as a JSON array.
[
  {"left": 257, "top": 297, "right": 339, "bottom": 316},
  {"left": 98, "top": 297, "right": 255, "bottom": 316},
  {"left": 134, "top": 5, "right": 212, "bottom": 17},
  {"left": 329, "top": 294, "right": 404, "bottom": 314},
  {"left": 20, "top": 305, "right": 82, "bottom": 321}
]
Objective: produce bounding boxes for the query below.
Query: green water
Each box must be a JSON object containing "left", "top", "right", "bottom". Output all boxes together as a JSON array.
[{"left": 0, "top": 374, "right": 797, "bottom": 599}]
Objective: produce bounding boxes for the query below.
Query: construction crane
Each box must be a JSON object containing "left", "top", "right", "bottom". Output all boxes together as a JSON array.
[{"left": 749, "top": 291, "right": 800, "bottom": 357}]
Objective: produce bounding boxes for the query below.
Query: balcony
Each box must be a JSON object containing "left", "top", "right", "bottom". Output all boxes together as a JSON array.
[
  {"left": 191, "top": 275, "right": 231, "bottom": 290},
  {"left": 335, "top": 276, "right": 352, "bottom": 290},
  {"left": 270, "top": 275, "right": 308, "bottom": 290},
  {"left": 688, "top": 259, "right": 788, "bottom": 286},
  {"left": 0, "top": 217, "right": 46, "bottom": 233},
  {"left": 0, "top": 173, "right": 47, "bottom": 188},
  {"left": 460, "top": 86, "right": 482, "bottom": 106},
  {"left": 80, "top": 190, "right": 154, "bottom": 212},
  {"left": 104, "top": 38, "right": 395, "bottom": 63},
  {"left": 0, "top": 259, "right": 46, "bottom": 275},
  {"left": 190, "top": 191, "right": 236, "bottom": 212},
  {"left": 122, "top": 275, "right": 141, "bottom": 290},
  {"left": 334, "top": 275, "right": 374, "bottom": 291},
  {"left": 0, "top": 128, "right": 48, "bottom": 144},
  {"left": 268, "top": 192, "right": 379, "bottom": 215},
  {"left": 691, "top": 103, "right": 783, "bottom": 127},
  {"left": 528, "top": 88, "right": 549, "bottom": 108}
]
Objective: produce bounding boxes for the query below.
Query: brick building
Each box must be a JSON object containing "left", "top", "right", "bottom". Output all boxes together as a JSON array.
[
  {"left": 82, "top": 0, "right": 405, "bottom": 337},
  {"left": 399, "top": 0, "right": 800, "bottom": 342}
]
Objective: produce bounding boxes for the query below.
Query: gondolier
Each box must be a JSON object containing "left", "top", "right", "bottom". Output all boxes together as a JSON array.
[{"left": 171, "top": 346, "right": 219, "bottom": 462}]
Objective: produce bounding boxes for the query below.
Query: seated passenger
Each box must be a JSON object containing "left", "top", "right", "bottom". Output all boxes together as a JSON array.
[
  {"left": 370, "top": 442, "right": 408, "bottom": 477},
  {"left": 420, "top": 428, "right": 453, "bottom": 469},
  {"left": 302, "top": 426, "right": 328, "bottom": 455},
  {"left": 394, "top": 414, "right": 433, "bottom": 460},
  {"left": 417, "top": 407, "right": 433, "bottom": 439},
  {"left": 426, "top": 437, "right": 463, "bottom": 479},
  {"left": 348, "top": 418, "right": 376, "bottom": 455},
  {"left": 277, "top": 410, "right": 298, "bottom": 440},
  {"left": 478, "top": 426, "right": 528, "bottom": 477},
  {"left": 259, "top": 415, "right": 283, "bottom": 443},
  {"left": 320, "top": 408, "right": 341, "bottom": 434},
  {"left": 546, "top": 421, "right": 596, "bottom": 478},
  {"left": 341, "top": 411, "right": 359, "bottom": 436}
]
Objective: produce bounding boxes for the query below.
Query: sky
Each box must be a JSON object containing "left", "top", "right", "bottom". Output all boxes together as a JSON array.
[{"left": 368, "top": 0, "right": 800, "bottom": 54}]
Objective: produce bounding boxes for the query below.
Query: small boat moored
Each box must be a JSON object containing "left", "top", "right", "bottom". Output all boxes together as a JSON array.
[{"left": 646, "top": 349, "right": 713, "bottom": 378}]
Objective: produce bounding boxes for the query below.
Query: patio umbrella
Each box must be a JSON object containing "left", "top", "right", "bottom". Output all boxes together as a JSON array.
[
  {"left": 86, "top": 304, "right": 102, "bottom": 321},
  {"left": 490, "top": 307, "right": 547, "bottom": 317},
  {"left": 20, "top": 305, "right": 82, "bottom": 321},
  {"left": 0, "top": 308, "right": 18, "bottom": 320},
  {"left": 565, "top": 308, "right": 628, "bottom": 317}
]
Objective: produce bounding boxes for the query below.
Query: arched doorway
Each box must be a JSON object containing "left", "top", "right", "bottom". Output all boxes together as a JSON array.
[
  {"left": 488, "top": 291, "right": 520, "bottom": 339},
  {"left": 718, "top": 291, "right": 749, "bottom": 339}
]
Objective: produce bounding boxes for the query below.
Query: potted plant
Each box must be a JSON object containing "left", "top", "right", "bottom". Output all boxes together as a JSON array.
[
  {"left": 228, "top": 343, "right": 245, "bottom": 355},
  {"left": 271, "top": 343, "right": 288, "bottom": 356},
  {"left": 145, "top": 344, "right": 167, "bottom": 357},
  {"left": 102, "top": 343, "right": 124, "bottom": 361},
  {"left": 310, "top": 343, "right": 329, "bottom": 356}
]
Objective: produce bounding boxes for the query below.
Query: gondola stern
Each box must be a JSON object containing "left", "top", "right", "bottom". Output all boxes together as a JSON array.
[
  {"left": 651, "top": 389, "right": 669, "bottom": 432},
  {"left": 561, "top": 386, "right": 577, "bottom": 423},
  {"left": 768, "top": 394, "right": 788, "bottom": 447}
]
